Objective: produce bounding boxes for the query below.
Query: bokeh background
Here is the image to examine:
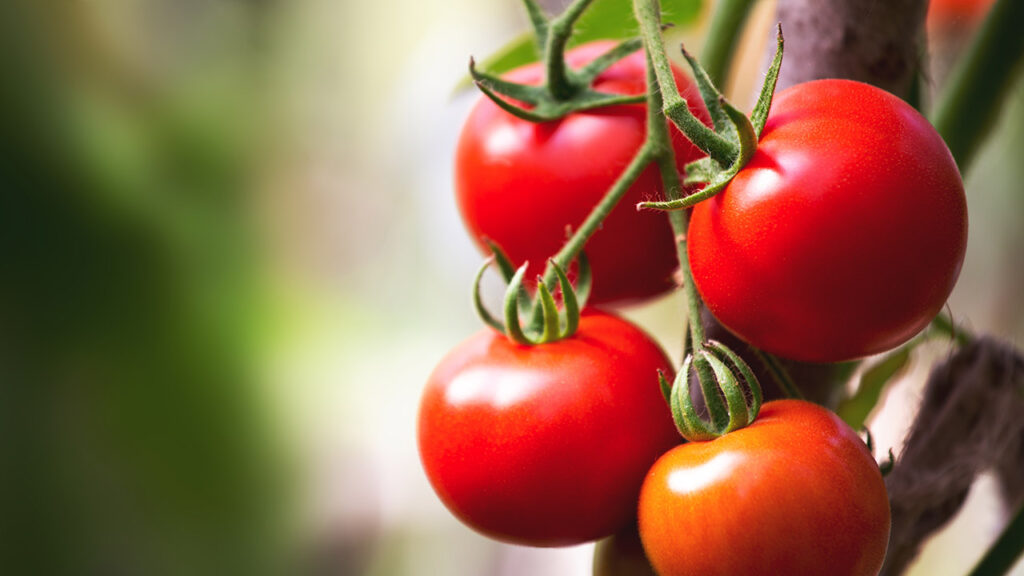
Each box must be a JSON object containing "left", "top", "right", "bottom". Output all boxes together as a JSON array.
[{"left": 2, "top": 0, "right": 1022, "bottom": 574}]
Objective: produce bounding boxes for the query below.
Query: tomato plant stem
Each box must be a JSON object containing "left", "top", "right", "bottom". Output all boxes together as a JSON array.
[
  {"left": 543, "top": 0, "right": 596, "bottom": 100},
  {"left": 642, "top": 52, "right": 706, "bottom": 352},
  {"left": 548, "top": 146, "right": 653, "bottom": 275},
  {"left": 700, "top": 0, "right": 758, "bottom": 87},
  {"left": 753, "top": 349, "right": 805, "bottom": 400},
  {"left": 967, "top": 500, "right": 1024, "bottom": 576},
  {"left": 633, "top": 0, "right": 737, "bottom": 167},
  {"left": 931, "top": 0, "right": 1024, "bottom": 172}
]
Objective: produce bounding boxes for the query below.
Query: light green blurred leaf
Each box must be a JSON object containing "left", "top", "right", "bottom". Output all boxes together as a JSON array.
[
  {"left": 459, "top": 0, "right": 703, "bottom": 88},
  {"left": 837, "top": 347, "right": 911, "bottom": 430}
]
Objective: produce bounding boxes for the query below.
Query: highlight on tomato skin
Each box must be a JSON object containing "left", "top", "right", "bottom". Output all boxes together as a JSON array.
[
  {"left": 417, "top": 311, "right": 682, "bottom": 547},
  {"left": 637, "top": 400, "right": 891, "bottom": 576},
  {"left": 454, "top": 41, "right": 712, "bottom": 307},
  {"left": 687, "top": 78, "right": 968, "bottom": 363}
]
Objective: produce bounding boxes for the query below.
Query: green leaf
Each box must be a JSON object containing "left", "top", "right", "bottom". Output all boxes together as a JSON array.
[
  {"left": 837, "top": 348, "right": 911, "bottom": 430},
  {"left": 573, "top": 0, "right": 702, "bottom": 44},
  {"left": 457, "top": 0, "right": 702, "bottom": 90}
]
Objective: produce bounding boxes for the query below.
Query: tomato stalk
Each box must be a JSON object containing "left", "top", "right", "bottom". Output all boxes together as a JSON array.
[
  {"left": 632, "top": 0, "right": 780, "bottom": 441},
  {"left": 469, "top": 0, "right": 652, "bottom": 123},
  {"left": 471, "top": 129, "right": 663, "bottom": 344},
  {"left": 632, "top": 0, "right": 782, "bottom": 214}
]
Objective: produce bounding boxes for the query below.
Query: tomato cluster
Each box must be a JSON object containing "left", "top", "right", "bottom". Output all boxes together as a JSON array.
[{"left": 421, "top": 29, "right": 967, "bottom": 575}]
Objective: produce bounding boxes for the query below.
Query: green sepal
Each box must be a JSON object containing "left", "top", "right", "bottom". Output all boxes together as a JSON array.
[
  {"left": 692, "top": 352, "right": 729, "bottom": 430},
  {"left": 550, "top": 258, "right": 580, "bottom": 337},
  {"left": 672, "top": 355, "right": 718, "bottom": 441},
  {"left": 657, "top": 370, "right": 672, "bottom": 405},
  {"left": 535, "top": 275, "right": 562, "bottom": 342},
  {"left": 667, "top": 341, "right": 764, "bottom": 442},
  {"left": 469, "top": 59, "right": 547, "bottom": 105},
  {"left": 639, "top": 97, "right": 757, "bottom": 211},
  {"left": 640, "top": 25, "right": 783, "bottom": 212},
  {"left": 682, "top": 156, "right": 722, "bottom": 185},
  {"left": 473, "top": 77, "right": 647, "bottom": 123},
  {"left": 484, "top": 239, "right": 518, "bottom": 282},
  {"left": 706, "top": 339, "right": 762, "bottom": 422},
  {"left": 503, "top": 263, "right": 534, "bottom": 345},
  {"left": 679, "top": 44, "right": 732, "bottom": 139},
  {"left": 572, "top": 37, "right": 644, "bottom": 86},
  {"left": 472, "top": 257, "right": 508, "bottom": 334},
  {"left": 750, "top": 24, "right": 783, "bottom": 139},
  {"left": 485, "top": 239, "right": 531, "bottom": 314},
  {"left": 473, "top": 251, "right": 590, "bottom": 347}
]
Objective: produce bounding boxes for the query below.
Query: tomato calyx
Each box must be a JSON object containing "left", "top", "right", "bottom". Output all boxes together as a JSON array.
[
  {"left": 467, "top": 0, "right": 652, "bottom": 123},
  {"left": 468, "top": 41, "right": 648, "bottom": 123},
  {"left": 660, "top": 340, "right": 763, "bottom": 441},
  {"left": 472, "top": 241, "right": 592, "bottom": 346},
  {"left": 637, "top": 25, "right": 784, "bottom": 212}
]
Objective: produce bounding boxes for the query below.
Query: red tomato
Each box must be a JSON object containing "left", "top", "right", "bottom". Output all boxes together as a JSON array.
[
  {"left": 455, "top": 41, "right": 710, "bottom": 306},
  {"left": 418, "top": 312, "right": 680, "bottom": 546},
  {"left": 688, "top": 79, "right": 967, "bottom": 362},
  {"left": 638, "top": 400, "right": 891, "bottom": 576}
]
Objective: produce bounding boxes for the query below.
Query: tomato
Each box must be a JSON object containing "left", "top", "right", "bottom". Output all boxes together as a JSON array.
[
  {"left": 455, "top": 41, "right": 711, "bottom": 306},
  {"left": 687, "top": 79, "right": 967, "bottom": 363},
  {"left": 638, "top": 400, "right": 891, "bottom": 576},
  {"left": 418, "top": 312, "right": 680, "bottom": 546}
]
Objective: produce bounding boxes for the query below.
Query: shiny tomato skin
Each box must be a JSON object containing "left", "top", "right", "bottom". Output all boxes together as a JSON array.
[
  {"left": 638, "top": 400, "right": 891, "bottom": 576},
  {"left": 418, "top": 312, "right": 680, "bottom": 547},
  {"left": 456, "top": 41, "right": 710, "bottom": 306},
  {"left": 688, "top": 79, "right": 967, "bottom": 362}
]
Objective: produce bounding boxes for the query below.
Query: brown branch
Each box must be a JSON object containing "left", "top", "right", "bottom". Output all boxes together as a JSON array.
[
  {"left": 880, "top": 338, "right": 1024, "bottom": 576},
  {"left": 771, "top": 0, "right": 928, "bottom": 98}
]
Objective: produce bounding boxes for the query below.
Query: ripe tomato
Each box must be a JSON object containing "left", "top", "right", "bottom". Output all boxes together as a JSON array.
[
  {"left": 638, "top": 400, "right": 891, "bottom": 576},
  {"left": 418, "top": 312, "right": 680, "bottom": 546},
  {"left": 688, "top": 79, "right": 967, "bottom": 362},
  {"left": 455, "top": 41, "right": 710, "bottom": 306}
]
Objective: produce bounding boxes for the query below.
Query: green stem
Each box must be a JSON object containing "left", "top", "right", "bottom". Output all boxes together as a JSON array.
[
  {"left": 637, "top": 7, "right": 705, "bottom": 352},
  {"left": 930, "top": 0, "right": 1024, "bottom": 173},
  {"left": 526, "top": 143, "right": 651, "bottom": 328},
  {"left": 754, "top": 349, "right": 805, "bottom": 400},
  {"left": 967, "top": 501, "right": 1024, "bottom": 576},
  {"left": 633, "top": 0, "right": 737, "bottom": 166},
  {"left": 700, "top": 0, "right": 758, "bottom": 87},
  {"left": 548, "top": 146, "right": 654, "bottom": 274},
  {"left": 544, "top": 0, "right": 597, "bottom": 99}
]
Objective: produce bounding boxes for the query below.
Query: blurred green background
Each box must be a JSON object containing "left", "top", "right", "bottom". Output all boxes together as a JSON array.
[{"left": 1, "top": 0, "right": 1021, "bottom": 575}]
